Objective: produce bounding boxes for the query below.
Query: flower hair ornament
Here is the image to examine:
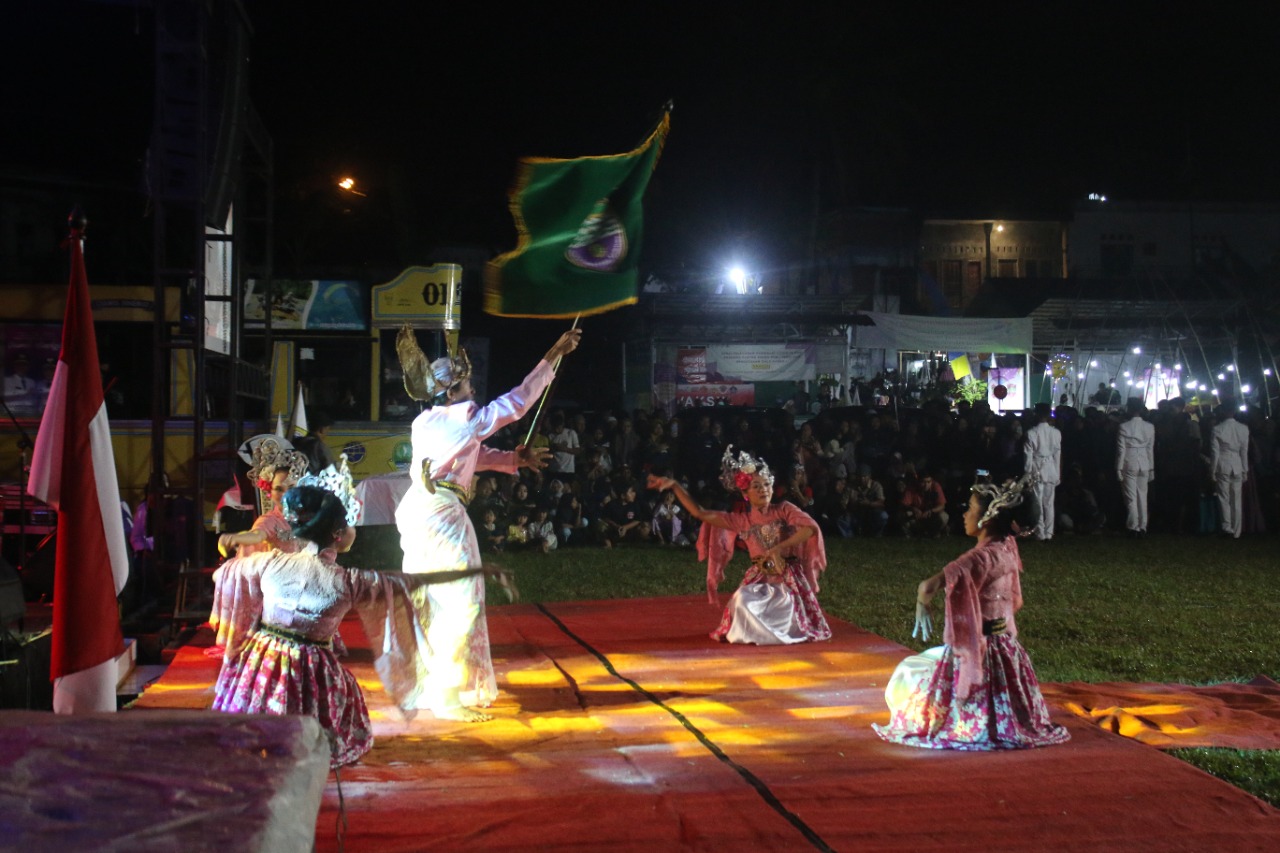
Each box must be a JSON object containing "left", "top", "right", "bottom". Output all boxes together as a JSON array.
[
  {"left": 294, "top": 453, "right": 365, "bottom": 528},
  {"left": 396, "top": 324, "right": 472, "bottom": 405},
  {"left": 245, "top": 435, "right": 309, "bottom": 494},
  {"left": 719, "top": 444, "right": 775, "bottom": 494},
  {"left": 971, "top": 472, "right": 1036, "bottom": 529}
]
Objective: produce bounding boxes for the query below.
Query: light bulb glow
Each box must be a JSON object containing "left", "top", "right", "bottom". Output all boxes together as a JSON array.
[
  {"left": 1132, "top": 347, "right": 1142, "bottom": 355},
  {"left": 1241, "top": 384, "right": 1251, "bottom": 393}
]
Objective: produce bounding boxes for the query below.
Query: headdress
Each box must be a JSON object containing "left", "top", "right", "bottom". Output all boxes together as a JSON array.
[
  {"left": 396, "top": 324, "right": 472, "bottom": 404},
  {"left": 719, "top": 444, "right": 774, "bottom": 493},
  {"left": 971, "top": 473, "right": 1034, "bottom": 529},
  {"left": 245, "top": 434, "right": 309, "bottom": 501},
  {"left": 294, "top": 453, "right": 364, "bottom": 528}
]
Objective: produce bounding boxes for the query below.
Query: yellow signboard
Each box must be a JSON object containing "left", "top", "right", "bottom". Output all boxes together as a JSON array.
[{"left": 371, "top": 264, "right": 463, "bottom": 329}]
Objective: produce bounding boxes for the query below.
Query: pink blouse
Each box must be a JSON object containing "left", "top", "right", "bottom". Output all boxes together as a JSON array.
[
  {"left": 942, "top": 535, "right": 1025, "bottom": 698},
  {"left": 695, "top": 501, "right": 826, "bottom": 603}
]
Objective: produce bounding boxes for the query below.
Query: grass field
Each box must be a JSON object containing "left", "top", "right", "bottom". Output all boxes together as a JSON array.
[{"left": 348, "top": 527, "right": 1280, "bottom": 805}]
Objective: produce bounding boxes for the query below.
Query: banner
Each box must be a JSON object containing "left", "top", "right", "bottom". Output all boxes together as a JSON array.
[
  {"left": 703, "top": 344, "right": 816, "bottom": 383},
  {"left": 988, "top": 367, "right": 1025, "bottom": 411},
  {"left": 245, "top": 279, "right": 365, "bottom": 330},
  {"left": 675, "top": 383, "right": 756, "bottom": 407}
]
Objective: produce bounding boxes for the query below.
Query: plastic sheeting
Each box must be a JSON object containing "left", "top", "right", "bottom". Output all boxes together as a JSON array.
[
  {"left": 854, "top": 311, "right": 1034, "bottom": 353},
  {"left": 0, "top": 709, "right": 330, "bottom": 852}
]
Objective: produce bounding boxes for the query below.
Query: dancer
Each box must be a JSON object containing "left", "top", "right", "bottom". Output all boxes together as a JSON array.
[
  {"left": 874, "top": 474, "right": 1069, "bottom": 750},
  {"left": 217, "top": 436, "right": 310, "bottom": 557},
  {"left": 647, "top": 446, "right": 830, "bottom": 644},
  {"left": 395, "top": 326, "right": 581, "bottom": 721},
  {"left": 209, "top": 468, "right": 504, "bottom": 767}
]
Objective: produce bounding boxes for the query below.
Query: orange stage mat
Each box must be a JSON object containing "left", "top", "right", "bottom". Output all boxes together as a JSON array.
[{"left": 136, "top": 596, "right": 1280, "bottom": 852}]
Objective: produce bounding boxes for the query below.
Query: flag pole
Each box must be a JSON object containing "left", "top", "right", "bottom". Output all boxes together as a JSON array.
[{"left": 523, "top": 314, "right": 580, "bottom": 446}]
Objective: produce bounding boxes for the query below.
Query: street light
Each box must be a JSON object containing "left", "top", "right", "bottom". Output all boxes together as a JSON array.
[{"left": 337, "top": 176, "right": 367, "bottom": 197}]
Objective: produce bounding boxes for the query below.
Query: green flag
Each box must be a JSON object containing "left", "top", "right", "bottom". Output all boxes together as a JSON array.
[{"left": 484, "top": 112, "right": 669, "bottom": 318}]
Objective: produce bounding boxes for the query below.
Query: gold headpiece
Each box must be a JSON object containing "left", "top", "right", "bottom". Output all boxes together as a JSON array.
[
  {"left": 245, "top": 435, "right": 309, "bottom": 493},
  {"left": 396, "top": 324, "right": 471, "bottom": 404},
  {"left": 972, "top": 473, "right": 1035, "bottom": 529}
]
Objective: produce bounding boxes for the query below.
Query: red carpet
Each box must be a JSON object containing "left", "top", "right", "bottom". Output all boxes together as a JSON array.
[
  {"left": 1043, "top": 676, "right": 1280, "bottom": 749},
  {"left": 137, "top": 596, "right": 1280, "bottom": 851}
]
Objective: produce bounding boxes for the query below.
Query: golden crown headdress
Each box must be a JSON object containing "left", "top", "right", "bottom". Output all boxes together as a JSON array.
[
  {"left": 396, "top": 324, "right": 472, "bottom": 404},
  {"left": 245, "top": 435, "right": 309, "bottom": 492}
]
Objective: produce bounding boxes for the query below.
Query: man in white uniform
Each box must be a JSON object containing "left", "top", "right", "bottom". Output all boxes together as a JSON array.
[
  {"left": 1115, "top": 398, "right": 1156, "bottom": 537},
  {"left": 1209, "top": 404, "right": 1251, "bottom": 538},
  {"left": 394, "top": 327, "right": 581, "bottom": 720},
  {"left": 1023, "top": 403, "right": 1062, "bottom": 540}
]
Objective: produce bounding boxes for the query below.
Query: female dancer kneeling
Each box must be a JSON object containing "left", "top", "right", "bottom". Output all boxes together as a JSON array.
[
  {"left": 211, "top": 478, "right": 508, "bottom": 767},
  {"left": 874, "top": 475, "right": 1069, "bottom": 750},
  {"left": 647, "top": 446, "right": 830, "bottom": 644}
]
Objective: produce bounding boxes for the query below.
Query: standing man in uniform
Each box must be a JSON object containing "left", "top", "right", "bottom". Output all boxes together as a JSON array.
[
  {"left": 1209, "top": 403, "right": 1250, "bottom": 538},
  {"left": 1023, "top": 402, "right": 1062, "bottom": 540},
  {"left": 1115, "top": 398, "right": 1156, "bottom": 538}
]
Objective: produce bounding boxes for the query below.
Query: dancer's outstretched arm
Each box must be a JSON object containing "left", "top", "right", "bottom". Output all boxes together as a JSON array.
[{"left": 647, "top": 475, "right": 733, "bottom": 530}]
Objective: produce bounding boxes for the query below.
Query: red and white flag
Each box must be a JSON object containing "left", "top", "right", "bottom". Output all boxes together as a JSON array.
[{"left": 28, "top": 221, "right": 128, "bottom": 713}]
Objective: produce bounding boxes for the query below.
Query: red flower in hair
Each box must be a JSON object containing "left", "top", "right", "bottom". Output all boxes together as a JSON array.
[
  {"left": 734, "top": 472, "right": 753, "bottom": 490},
  {"left": 257, "top": 478, "right": 272, "bottom": 492}
]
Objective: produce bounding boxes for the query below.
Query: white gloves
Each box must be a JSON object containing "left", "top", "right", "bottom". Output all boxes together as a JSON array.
[{"left": 912, "top": 602, "right": 933, "bottom": 642}]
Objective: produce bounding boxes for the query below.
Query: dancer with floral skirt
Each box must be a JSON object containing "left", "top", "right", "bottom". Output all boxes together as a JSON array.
[
  {"left": 874, "top": 474, "right": 1069, "bottom": 750},
  {"left": 210, "top": 463, "right": 511, "bottom": 767}
]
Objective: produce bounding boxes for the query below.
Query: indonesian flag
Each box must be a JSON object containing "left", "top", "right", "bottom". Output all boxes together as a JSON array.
[{"left": 28, "top": 223, "right": 128, "bottom": 713}]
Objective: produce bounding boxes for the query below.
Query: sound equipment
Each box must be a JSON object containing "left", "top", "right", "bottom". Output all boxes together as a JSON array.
[
  {"left": 0, "top": 556, "right": 22, "bottom": 628},
  {"left": 0, "top": 628, "right": 53, "bottom": 711}
]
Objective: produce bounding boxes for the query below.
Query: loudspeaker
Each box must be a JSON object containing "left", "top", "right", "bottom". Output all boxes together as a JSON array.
[{"left": 0, "top": 557, "right": 22, "bottom": 627}]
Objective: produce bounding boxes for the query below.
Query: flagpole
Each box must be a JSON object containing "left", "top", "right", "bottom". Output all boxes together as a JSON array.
[{"left": 523, "top": 314, "right": 580, "bottom": 446}]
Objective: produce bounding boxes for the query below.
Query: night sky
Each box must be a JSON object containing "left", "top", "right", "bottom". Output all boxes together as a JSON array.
[
  {"left": 5, "top": 2, "right": 1280, "bottom": 319},
  {"left": 8, "top": 4, "right": 1280, "bottom": 264}
]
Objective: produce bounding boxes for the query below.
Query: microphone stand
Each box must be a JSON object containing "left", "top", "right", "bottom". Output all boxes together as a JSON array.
[{"left": 1, "top": 397, "right": 36, "bottom": 573}]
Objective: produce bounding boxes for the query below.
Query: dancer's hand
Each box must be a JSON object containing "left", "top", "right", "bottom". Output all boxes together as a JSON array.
[
  {"left": 647, "top": 474, "right": 674, "bottom": 491},
  {"left": 516, "top": 444, "right": 552, "bottom": 470},
  {"left": 486, "top": 566, "right": 520, "bottom": 603},
  {"left": 217, "top": 533, "right": 238, "bottom": 558},
  {"left": 544, "top": 328, "right": 582, "bottom": 362},
  {"left": 912, "top": 601, "right": 933, "bottom": 642}
]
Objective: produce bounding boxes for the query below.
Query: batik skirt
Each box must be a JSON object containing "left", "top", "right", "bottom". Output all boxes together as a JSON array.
[
  {"left": 213, "top": 626, "right": 371, "bottom": 768},
  {"left": 873, "top": 636, "right": 1070, "bottom": 750},
  {"left": 711, "top": 560, "right": 832, "bottom": 644}
]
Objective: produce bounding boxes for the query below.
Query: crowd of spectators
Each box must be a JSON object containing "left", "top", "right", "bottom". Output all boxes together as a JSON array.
[{"left": 463, "top": 395, "right": 1276, "bottom": 552}]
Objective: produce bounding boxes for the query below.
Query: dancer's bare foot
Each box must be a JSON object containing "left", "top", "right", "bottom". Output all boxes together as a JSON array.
[{"left": 431, "top": 704, "right": 492, "bottom": 722}]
